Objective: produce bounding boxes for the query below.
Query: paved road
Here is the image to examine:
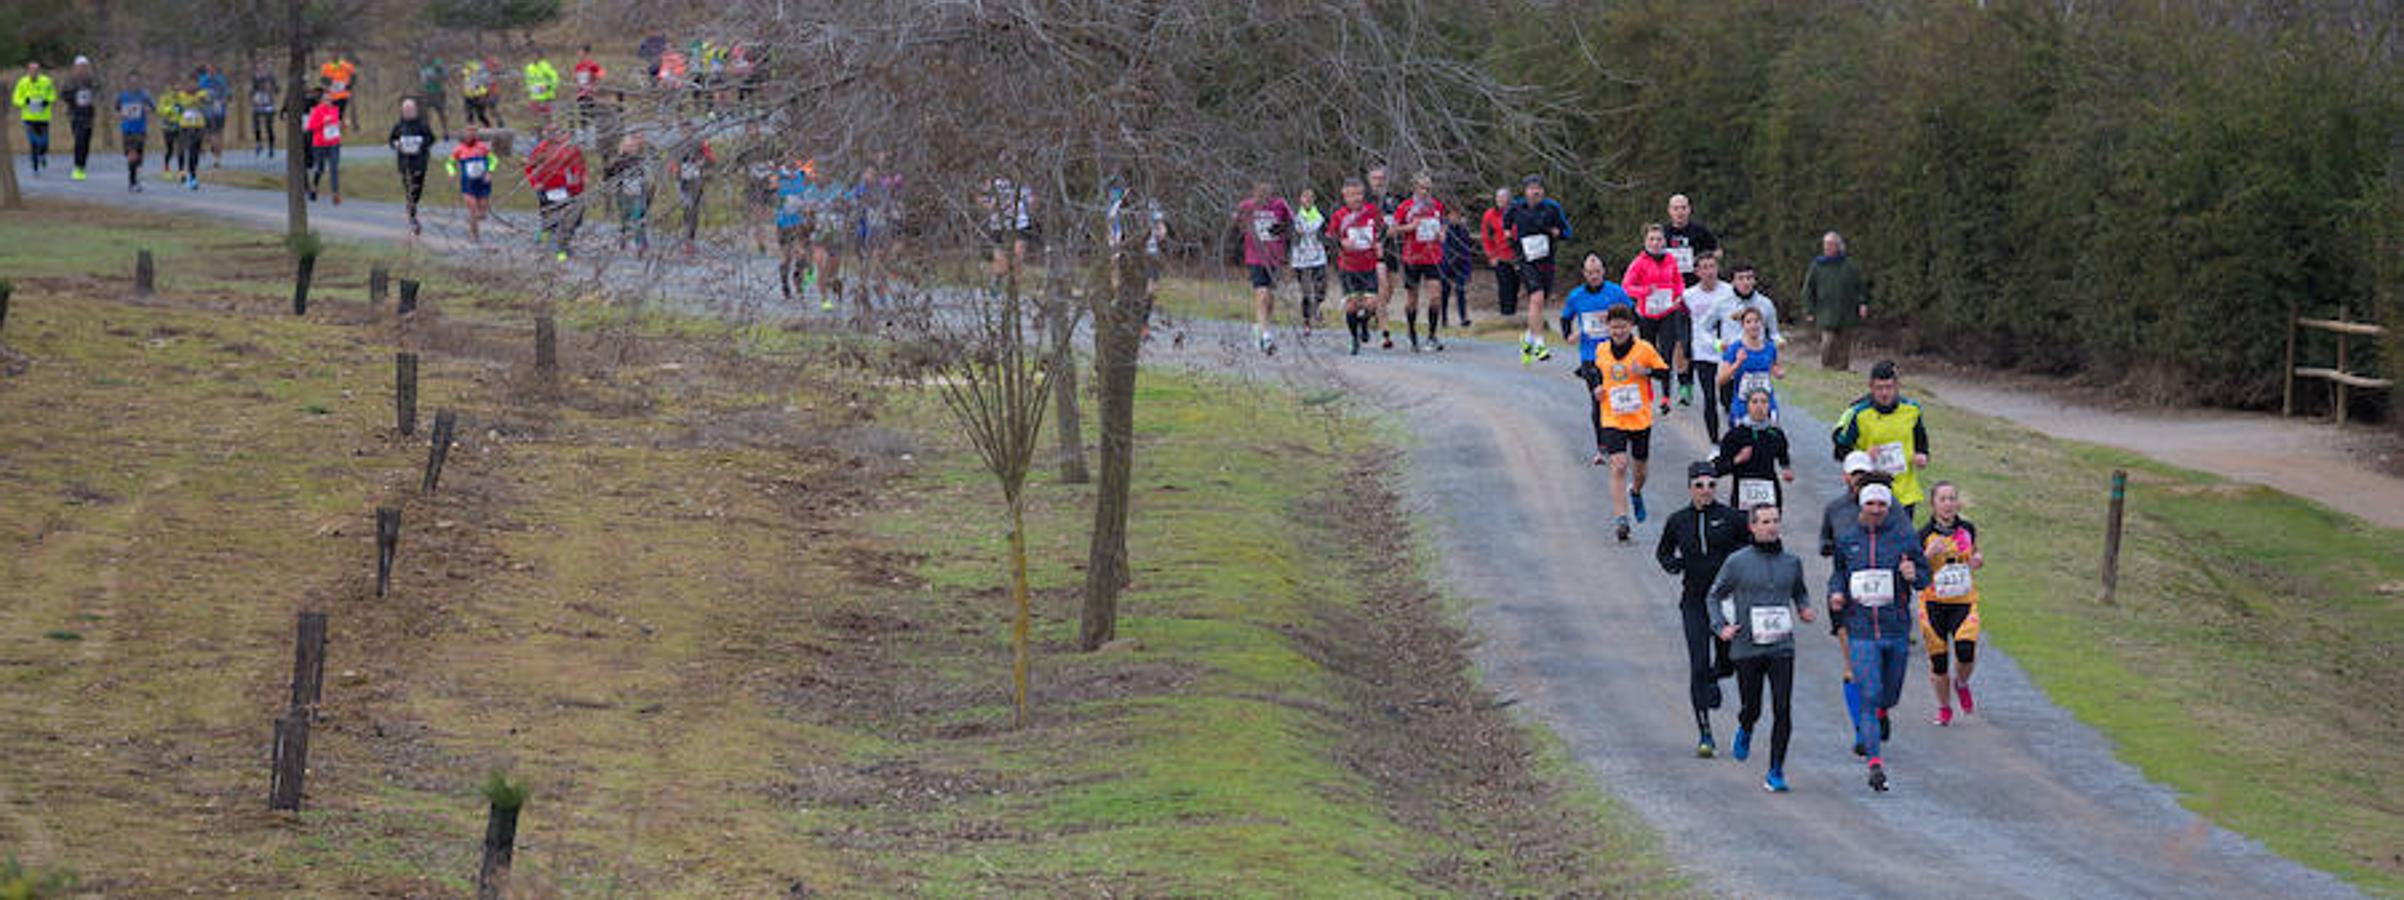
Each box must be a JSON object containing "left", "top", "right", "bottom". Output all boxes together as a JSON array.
[{"left": 10, "top": 156, "right": 2363, "bottom": 898}]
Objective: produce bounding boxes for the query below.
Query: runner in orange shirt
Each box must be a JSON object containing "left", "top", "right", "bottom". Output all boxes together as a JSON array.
[
  {"left": 320, "top": 52, "right": 358, "bottom": 128},
  {"left": 1594, "top": 305, "right": 1670, "bottom": 542}
]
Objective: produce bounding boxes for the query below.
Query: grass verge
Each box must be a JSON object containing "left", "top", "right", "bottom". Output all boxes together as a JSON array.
[{"left": 1778, "top": 362, "right": 2404, "bottom": 895}]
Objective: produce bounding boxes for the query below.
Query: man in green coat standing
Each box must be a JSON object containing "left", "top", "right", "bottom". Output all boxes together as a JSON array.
[{"left": 1800, "top": 230, "right": 1870, "bottom": 370}]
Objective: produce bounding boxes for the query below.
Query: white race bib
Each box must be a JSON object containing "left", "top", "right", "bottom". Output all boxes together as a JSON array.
[
  {"left": 121, "top": 102, "right": 144, "bottom": 119},
  {"left": 74, "top": 89, "right": 93, "bottom": 106},
  {"left": 1737, "top": 479, "right": 1776, "bottom": 509},
  {"left": 1850, "top": 569, "right": 1896, "bottom": 607},
  {"left": 331, "top": 80, "right": 349, "bottom": 93},
  {"left": 1607, "top": 384, "right": 1643, "bottom": 414},
  {"left": 397, "top": 135, "right": 425, "bottom": 155},
  {"left": 1579, "top": 310, "right": 1609, "bottom": 337},
  {"left": 1670, "top": 244, "right": 1696, "bottom": 273},
  {"left": 253, "top": 90, "right": 272, "bottom": 107},
  {"left": 1345, "top": 225, "right": 1375, "bottom": 251},
  {"left": 1933, "top": 563, "right": 1973, "bottom": 600},
  {"left": 1518, "top": 233, "right": 1550, "bottom": 260},
  {"left": 1750, "top": 605, "right": 1794, "bottom": 644},
  {"left": 1739, "top": 371, "right": 1774, "bottom": 403},
  {"left": 544, "top": 187, "right": 569, "bottom": 202},
  {"left": 622, "top": 175, "right": 646, "bottom": 196},
  {"left": 1252, "top": 216, "right": 1278, "bottom": 243},
  {"left": 1873, "top": 441, "right": 1908, "bottom": 475},
  {"left": 1290, "top": 235, "right": 1326, "bottom": 268},
  {"left": 1644, "top": 288, "right": 1675, "bottom": 317},
  {"left": 1415, "top": 218, "right": 1442, "bottom": 242},
  {"left": 180, "top": 109, "right": 204, "bottom": 126},
  {"left": 463, "top": 159, "right": 488, "bottom": 179},
  {"left": 577, "top": 72, "right": 593, "bottom": 85},
  {"left": 322, "top": 123, "right": 340, "bottom": 141}
]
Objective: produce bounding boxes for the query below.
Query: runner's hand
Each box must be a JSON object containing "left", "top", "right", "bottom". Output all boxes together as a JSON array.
[
  {"left": 1781, "top": 468, "right": 1796, "bottom": 483},
  {"left": 1914, "top": 452, "right": 1930, "bottom": 471},
  {"left": 1731, "top": 346, "right": 1749, "bottom": 366},
  {"left": 1899, "top": 558, "right": 1918, "bottom": 582},
  {"left": 1719, "top": 624, "right": 1739, "bottom": 641},
  {"left": 1857, "top": 304, "right": 1868, "bottom": 320},
  {"left": 1733, "top": 446, "right": 1754, "bottom": 465},
  {"left": 1829, "top": 593, "right": 1847, "bottom": 611},
  {"left": 1799, "top": 605, "right": 1817, "bottom": 624}
]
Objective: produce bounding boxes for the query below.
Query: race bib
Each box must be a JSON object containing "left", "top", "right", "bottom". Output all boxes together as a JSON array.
[
  {"left": 1290, "top": 236, "right": 1325, "bottom": 268},
  {"left": 397, "top": 135, "right": 425, "bottom": 155},
  {"left": 1933, "top": 563, "right": 1973, "bottom": 600},
  {"left": 1739, "top": 371, "right": 1774, "bottom": 402},
  {"left": 1345, "top": 225, "right": 1375, "bottom": 251},
  {"left": 331, "top": 80, "right": 349, "bottom": 93},
  {"left": 1252, "top": 216, "right": 1277, "bottom": 243},
  {"left": 463, "top": 159, "right": 488, "bottom": 179},
  {"left": 1850, "top": 569, "right": 1895, "bottom": 607},
  {"left": 781, "top": 194, "right": 805, "bottom": 213},
  {"left": 1670, "top": 245, "right": 1695, "bottom": 273},
  {"left": 1873, "top": 441, "right": 1908, "bottom": 475},
  {"left": 27, "top": 99, "right": 46, "bottom": 113},
  {"left": 181, "top": 109, "right": 205, "bottom": 126},
  {"left": 1518, "top": 233, "right": 1550, "bottom": 260},
  {"left": 680, "top": 163, "right": 702, "bottom": 180},
  {"left": 1644, "top": 288, "right": 1675, "bottom": 317},
  {"left": 1750, "top": 605, "right": 1794, "bottom": 643},
  {"left": 74, "top": 89, "right": 93, "bottom": 106},
  {"left": 1578, "top": 310, "right": 1609, "bottom": 337},
  {"left": 253, "top": 90, "right": 272, "bottom": 106},
  {"left": 622, "top": 175, "right": 646, "bottom": 196},
  {"left": 1736, "top": 479, "right": 1776, "bottom": 509},
  {"left": 1415, "top": 218, "right": 1442, "bottom": 242},
  {"left": 577, "top": 72, "right": 593, "bottom": 85},
  {"left": 121, "top": 102, "right": 144, "bottom": 119},
  {"left": 322, "top": 123, "right": 340, "bottom": 140},
  {"left": 544, "top": 187, "right": 570, "bottom": 201},
  {"left": 1607, "top": 384, "right": 1643, "bottom": 415}
]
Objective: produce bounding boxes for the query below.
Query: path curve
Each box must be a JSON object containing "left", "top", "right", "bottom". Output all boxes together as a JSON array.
[{"left": 11, "top": 156, "right": 2364, "bottom": 898}]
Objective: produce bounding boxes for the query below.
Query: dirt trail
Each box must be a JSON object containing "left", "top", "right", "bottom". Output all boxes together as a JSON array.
[
  {"left": 15, "top": 157, "right": 2367, "bottom": 897},
  {"left": 1909, "top": 373, "right": 2404, "bottom": 529}
]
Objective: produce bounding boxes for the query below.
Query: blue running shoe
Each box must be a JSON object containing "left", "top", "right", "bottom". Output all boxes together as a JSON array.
[
  {"left": 1732, "top": 727, "right": 1752, "bottom": 762},
  {"left": 1764, "top": 769, "right": 1789, "bottom": 793},
  {"left": 1631, "top": 490, "right": 1648, "bottom": 524}
]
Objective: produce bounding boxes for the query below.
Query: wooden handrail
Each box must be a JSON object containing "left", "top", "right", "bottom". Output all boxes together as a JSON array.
[
  {"left": 2292, "top": 367, "right": 2395, "bottom": 390},
  {"left": 2297, "top": 317, "right": 2386, "bottom": 337}
]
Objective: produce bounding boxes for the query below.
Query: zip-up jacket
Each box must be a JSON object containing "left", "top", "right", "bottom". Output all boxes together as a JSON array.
[
  {"left": 1502, "top": 197, "right": 1571, "bottom": 265},
  {"left": 1706, "top": 543, "right": 1812, "bottom": 660},
  {"left": 1624, "top": 250, "right": 1685, "bottom": 319},
  {"left": 1657, "top": 501, "right": 1750, "bottom": 604},
  {"left": 1828, "top": 513, "right": 1932, "bottom": 640},
  {"left": 1832, "top": 395, "right": 1931, "bottom": 507}
]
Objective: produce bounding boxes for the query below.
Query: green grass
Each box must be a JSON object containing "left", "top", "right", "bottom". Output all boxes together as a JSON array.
[{"left": 1779, "top": 363, "right": 2404, "bottom": 895}]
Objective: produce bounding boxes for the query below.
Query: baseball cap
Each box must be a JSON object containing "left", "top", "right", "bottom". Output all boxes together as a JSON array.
[
  {"left": 1859, "top": 484, "right": 1895, "bottom": 507},
  {"left": 1842, "top": 451, "right": 1874, "bottom": 475},
  {"left": 1686, "top": 461, "right": 1717, "bottom": 480},
  {"left": 74, "top": 55, "right": 91, "bottom": 66},
  {"left": 1521, "top": 173, "right": 1545, "bottom": 187}
]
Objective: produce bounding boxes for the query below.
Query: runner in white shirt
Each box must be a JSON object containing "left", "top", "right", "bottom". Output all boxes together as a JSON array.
[{"left": 1681, "top": 253, "right": 1738, "bottom": 443}]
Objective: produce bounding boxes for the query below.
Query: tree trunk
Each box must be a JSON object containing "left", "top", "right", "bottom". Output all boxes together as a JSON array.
[
  {"left": 1080, "top": 251, "right": 1151, "bottom": 651},
  {"left": 283, "top": 0, "right": 310, "bottom": 242},
  {"left": 0, "top": 81, "right": 21, "bottom": 210},
  {"left": 1048, "top": 290, "right": 1089, "bottom": 484},
  {"left": 476, "top": 802, "right": 520, "bottom": 900},
  {"left": 1009, "top": 490, "right": 1033, "bottom": 728}
]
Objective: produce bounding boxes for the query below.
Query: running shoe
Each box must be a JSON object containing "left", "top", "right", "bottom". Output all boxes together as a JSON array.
[
  {"left": 71, "top": 167, "right": 86, "bottom": 181},
  {"left": 1732, "top": 727, "right": 1752, "bottom": 762},
  {"left": 1428, "top": 335, "right": 1444, "bottom": 352},
  {"left": 1614, "top": 516, "right": 1631, "bottom": 543},
  {"left": 554, "top": 250, "right": 568, "bottom": 263},
  {"left": 1533, "top": 344, "right": 1552, "bottom": 362},
  {"left": 1520, "top": 342, "right": 1533, "bottom": 365},
  {"left": 1408, "top": 335, "right": 1420, "bottom": 353},
  {"left": 1853, "top": 740, "right": 1867, "bottom": 758},
  {"left": 1957, "top": 682, "right": 1976, "bottom": 715},
  {"left": 1932, "top": 707, "right": 1954, "bottom": 726},
  {"left": 1696, "top": 735, "right": 1716, "bottom": 758},
  {"left": 1678, "top": 381, "right": 1693, "bottom": 406},
  {"left": 1381, "top": 332, "right": 1394, "bottom": 350},
  {"left": 1867, "top": 760, "right": 1889, "bottom": 792},
  {"left": 1658, "top": 399, "right": 1672, "bottom": 416},
  {"left": 1630, "top": 490, "right": 1648, "bottom": 524},
  {"left": 1764, "top": 769, "right": 1789, "bottom": 793}
]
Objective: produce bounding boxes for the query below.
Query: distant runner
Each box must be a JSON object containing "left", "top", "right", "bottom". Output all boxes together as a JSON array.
[
  {"left": 1916, "top": 481, "right": 1983, "bottom": 725},
  {"left": 63, "top": 56, "right": 98, "bottom": 181},
  {"left": 1234, "top": 180, "right": 1293, "bottom": 355},
  {"left": 13, "top": 61, "right": 57, "bottom": 176},
  {"left": 320, "top": 51, "right": 357, "bottom": 129},
  {"left": 1480, "top": 187, "right": 1520, "bottom": 317},
  {"left": 607, "top": 133, "right": 652, "bottom": 252},
  {"left": 1365, "top": 165, "right": 1402, "bottom": 350},
  {"left": 417, "top": 57, "right": 450, "bottom": 138},
  {"left": 1715, "top": 307, "right": 1784, "bottom": 430},
  {"left": 115, "top": 78, "right": 151, "bottom": 192},
  {"left": 1657, "top": 460, "right": 1749, "bottom": 758},
  {"left": 1393, "top": 173, "right": 1447, "bottom": 352},
  {"left": 1288, "top": 187, "right": 1329, "bottom": 335},
  {"left": 1624, "top": 223, "right": 1685, "bottom": 415},
  {"left": 1559, "top": 254, "right": 1633, "bottom": 464},
  {"left": 197, "top": 64, "right": 230, "bottom": 168},
  {"left": 774, "top": 160, "right": 810, "bottom": 301},
  {"left": 1438, "top": 206, "right": 1475, "bottom": 330},
  {"left": 1832, "top": 360, "right": 1931, "bottom": 523},
  {"left": 1505, "top": 175, "right": 1571, "bottom": 363},
  {"left": 1327, "top": 177, "right": 1384, "bottom": 356},
  {"left": 387, "top": 98, "right": 436, "bottom": 234},
  {"left": 1682, "top": 253, "right": 1737, "bottom": 441},
  {"left": 303, "top": 89, "right": 342, "bottom": 203},
  {"left": 1707, "top": 503, "right": 1816, "bottom": 792},
  {"left": 1827, "top": 482, "right": 1932, "bottom": 792},
  {"left": 1822, "top": 451, "right": 1878, "bottom": 757},
  {"left": 167, "top": 76, "right": 207, "bottom": 190},
  {"left": 247, "top": 63, "right": 279, "bottom": 156},
  {"left": 525, "top": 124, "right": 589, "bottom": 262},
  {"left": 461, "top": 58, "right": 499, "bottom": 128},
  {"left": 446, "top": 126, "right": 494, "bottom": 242},
  {"left": 669, "top": 127, "right": 715, "bottom": 254}
]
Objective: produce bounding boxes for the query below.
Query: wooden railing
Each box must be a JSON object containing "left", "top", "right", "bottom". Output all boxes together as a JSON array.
[{"left": 2284, "top": 307, "right": 2392, "bottom": 425}]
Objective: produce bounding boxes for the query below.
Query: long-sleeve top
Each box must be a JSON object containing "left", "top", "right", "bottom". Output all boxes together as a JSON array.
[
  {"left": 1624, "top": 251, "right": 1685, "bottom": 319},
  {"left": 1657, "top": 501, "right": 1750, "bottom": 602},
  {"left": 1827, "top": 513, "right": 1932, "bottom": 640},
  {"left": 1707, "top": 544, "right": 1813, "bottom": 659}
]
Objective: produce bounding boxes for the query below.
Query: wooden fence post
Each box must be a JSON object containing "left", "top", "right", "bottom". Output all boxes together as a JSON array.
[
  {"left": 534, "top": 314, "right": 557, "bottom": 378},
  {"left": 476, "top": 788, "right": 526, "bottom": 900},
  {"left": 268, "top": 710, "right": 311, "bottom": 811},
  {"left": 397, "top": 279, "right": 420, "bottom": 316},
  {"left": 0, "top": 279, "right": 11, "bottom": 334},
  {"left": 375, "top": 506, "right": 401, "bottom": 598},
  {"left": 396, "top": 352, "right": 420, "bottom": 436},
  {"left": 293, "top": 254, "right": 315, "bottom": 316},
  {"left": 2281, "top": 297, "right": 2298, "bottom": 418},
  {"left": 289, "top": 611, "right": 329, "bottom": 714},
  {"left": 370, "top": 265, "right": 390, "bottom": 306},
  {"left": 423, "top": 410, "right": 457, "bottom": 494},
  {"left": 2100, "top": 469, "right": 2127, "bottom": 603},
  {"left": 135, "top": 249, "right": 155, "bottom": 296}
]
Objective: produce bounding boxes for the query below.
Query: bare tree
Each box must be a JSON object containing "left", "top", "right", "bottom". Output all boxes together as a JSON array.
[{"left": 933, "top": 268, "right": 1053, "bottom": 727}]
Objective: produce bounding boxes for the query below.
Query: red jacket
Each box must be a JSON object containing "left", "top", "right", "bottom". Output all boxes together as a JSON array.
[
  {"left": 304, "top": 102, "right": 343, "bottom": 148},
  {"left": 1480, "top": 207, "right": 1516, "bottom": 264},
  {"left": 1624, "top": 251, "right": 1685, "bottom": 319},
  {"left": 573, "top": 58, "right": 605, "bottom": 97},
  {"left": 524, "top": 138, "right": 588, "bottom": 199},
  {"left": 1395, "top": 197, "right": 1447, "bottom": 267},
  {"left": 1327, "top": 203, "right": 1385, "bottom": 273}
]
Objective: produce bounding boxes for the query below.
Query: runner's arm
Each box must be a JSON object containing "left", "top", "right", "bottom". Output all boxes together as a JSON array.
[
  {"left": 1705, "top": 565, "right": 1738, "bottom": 632},
  {"left": 1655, "top": 515, "right": 1684, "bottom": 575},
  {"left": 1913, "top": 417, "right": 1930, "bottom": 456}
]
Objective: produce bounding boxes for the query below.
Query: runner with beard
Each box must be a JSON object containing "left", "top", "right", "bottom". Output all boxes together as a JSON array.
[{"left": 1708, "top": 503, "right": 1816, "bottom": 792}]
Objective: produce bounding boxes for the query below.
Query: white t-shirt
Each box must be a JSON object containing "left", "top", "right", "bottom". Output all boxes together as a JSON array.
[
  {"left": 1684, "top": 281, "right": 1737, "bottom": 360},
  {"left": 1723, "top": 291, "right": 1783, "bottom": 348}
]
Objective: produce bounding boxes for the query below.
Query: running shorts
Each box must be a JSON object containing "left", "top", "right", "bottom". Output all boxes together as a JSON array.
[
  {"left": 1519, "top": 260, "right": 1556, "bottom": 296},
  {"left": 1248, "top": 264, "right": 1278, "bottom": 289},
  {"left": 1402, "top": 262, "right": 1443, "bottom": 289},
  {"left": 1339, "top": 269, "right": 1377, "bottom": 296},
  {"left": 1599, "top": 426, "right": 1652, "bottom": 461},
  {"left": 778, "top": 223, "right": 806, "bottom": 249},
  {"left": 1920, "top": 602, "right": 1980, "bottom": 653},
  {"left": 462, "top": 177, "right": 491, "bottom": 199}
]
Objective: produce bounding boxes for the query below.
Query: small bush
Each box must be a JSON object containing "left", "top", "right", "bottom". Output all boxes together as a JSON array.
[
  {"left": 479, "top": 771, "right": 529, "bottom": 811},
  {"left": 0, "top": 855, "right": 77, "bottom": 900}
]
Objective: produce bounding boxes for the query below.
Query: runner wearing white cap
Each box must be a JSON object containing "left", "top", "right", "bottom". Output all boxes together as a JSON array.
[{"left": 1828, "top": 481, "right": 1932, "bottom": 791}]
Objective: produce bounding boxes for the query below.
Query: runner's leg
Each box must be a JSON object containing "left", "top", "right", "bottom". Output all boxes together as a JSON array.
[
  {"left": 1681, "top": 600, "right": 1721, "bottom": 735},
  {"left": 1848, "top": 637, "right": 1884, "bottom": 760},
  {"left": 1766, "top": 655, "right": 1794, "bottom": 771},
  {"left": 1692, "top": 360, "right": 1722, "bottom": 443}
]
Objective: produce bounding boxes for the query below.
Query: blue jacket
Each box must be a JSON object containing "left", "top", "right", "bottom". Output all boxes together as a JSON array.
[
  {"left": 1827, "top": 511, "right": 1931, "bottom": 640},
  {"left": 1559, "top": 280, "right": 1632, "bottom": 362}
]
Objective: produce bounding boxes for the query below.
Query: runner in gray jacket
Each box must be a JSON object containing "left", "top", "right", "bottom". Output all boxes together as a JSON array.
[{"left": 1707, "top": 504, "right": 1817, "bottom": 792}]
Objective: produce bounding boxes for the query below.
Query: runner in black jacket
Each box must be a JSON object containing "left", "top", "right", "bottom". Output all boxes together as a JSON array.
[{"left": 1656, "top": 460, "right": 1750, "bottom": 757}]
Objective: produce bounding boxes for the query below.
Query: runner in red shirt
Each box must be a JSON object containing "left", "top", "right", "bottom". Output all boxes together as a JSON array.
[
  {"left": 1480, "top": 187, "right": 1520, "bottom": 317},
  {"left": 524, "top": 125, "right": 589, "bottom": 262},
  {"left": 1233, "top": 180, "right": 1293, "bottom": 356},
  {"left": 1325, "top": 177, "right": 1386, "bottom": 356},
  {"left": 1393, "top": 172, "right": 1448, "bottom": 352}
]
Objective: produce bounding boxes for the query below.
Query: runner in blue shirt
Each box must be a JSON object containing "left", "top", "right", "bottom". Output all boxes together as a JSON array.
[
  {"left": 1716, "top": 305, "right": 1785, "bottom": 426},
  {"left": 1557, "top": 253, "right": 1635, "bottom": 463},
  {"left": 774, "top": 161, "right": 813, "bottom": 301},
  {"left": 115, "top": 84, "right": 153, "bottom": 192}
]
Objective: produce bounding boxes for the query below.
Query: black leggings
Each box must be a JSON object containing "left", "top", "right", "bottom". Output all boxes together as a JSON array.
[
  {"left": 1735, "top": 654, "right": 1795, "bottom": 770},
  {"left": 398, "top": 159, "right": 428, "bottom": 213},
  {"left": 71, "top": 115, "right": 93, "bottom": 169},
  {"left": 1636, "top": 314, "right": 1680, "bottom": 397},
  {"left": 1679, "top": 599, "right": 1734, "bottom": 715},
  {"left": 1926, "top": 603, "right": 1979, "bottom": 674},
  {"left": 1294, "top": 265, "right": 1326, "bottom": 324},
  {"left": 252, "top": 112, "right": 275, "bottom": 150},
  {"left": 179, "top": 130, "right": 203, "bottom": 179},
  {"left": 1691, "top": 360, "right": 1723, "bottom": 443}
]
